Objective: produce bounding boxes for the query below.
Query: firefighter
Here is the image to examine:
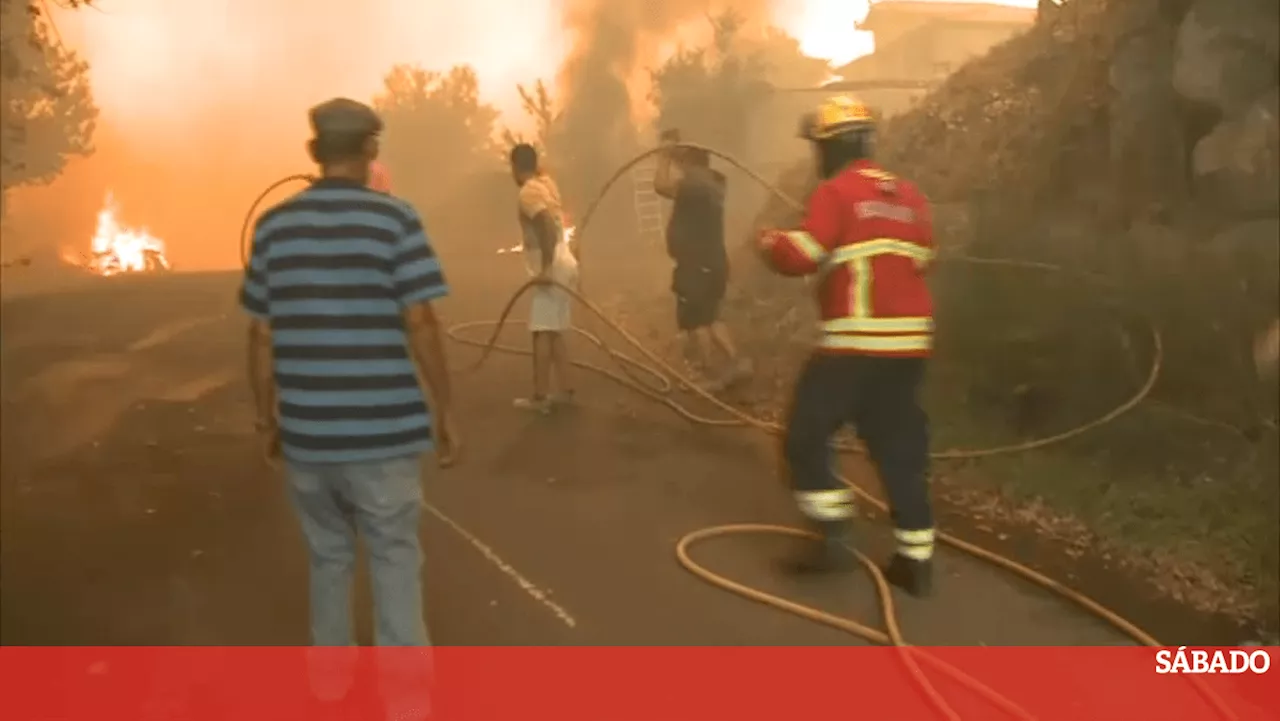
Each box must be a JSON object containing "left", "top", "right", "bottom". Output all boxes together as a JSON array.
[{"left": 756, "top": 96, "right": 937, "bottom": 597}]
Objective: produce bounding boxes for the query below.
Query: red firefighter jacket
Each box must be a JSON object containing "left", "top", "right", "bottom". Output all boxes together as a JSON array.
[{"left": 759, "top": 160, "right": 934, "bottom": 357}]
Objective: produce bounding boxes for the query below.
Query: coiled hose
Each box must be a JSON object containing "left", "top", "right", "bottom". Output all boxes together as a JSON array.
[{"left": 244, "top": 147, "right": 1235, "bottom": 721}]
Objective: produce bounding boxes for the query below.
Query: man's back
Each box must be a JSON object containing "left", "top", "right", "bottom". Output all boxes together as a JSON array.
[
  {"left": 240, "top": 178, "right": 449, "bottom": 464},
  {"left": 667, "top": 166, "right": 727, "bottom": 271}
]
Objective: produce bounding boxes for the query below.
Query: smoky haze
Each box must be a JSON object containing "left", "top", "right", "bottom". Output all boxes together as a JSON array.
[
  {"left": 4, "top": 0, "right": 567, "bottom": 271},
  {"left": 551, "top": 0, "right": 775, "bottom": 234},
  {"left": 2, "top": 0, "right": 815, "bottom": 272}
]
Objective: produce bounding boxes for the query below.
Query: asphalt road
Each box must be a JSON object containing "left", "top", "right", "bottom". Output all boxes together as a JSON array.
[{"left": 0, "top": 261, "right": 1133, "bottom": 649}]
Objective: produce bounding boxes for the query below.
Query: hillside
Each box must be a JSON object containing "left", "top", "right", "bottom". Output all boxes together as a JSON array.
[{"left": 726, "top": 0, "right": 1280, "bottom": 629}]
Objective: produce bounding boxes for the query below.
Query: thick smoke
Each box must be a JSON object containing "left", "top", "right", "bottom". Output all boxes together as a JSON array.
[
  {"left": 553, "top": 0, "right": 770, "bottom": 214},
  {"left": 4, "top": 0, "right": 566, "bottom": 270},
  {"left": 4, "top": 0, "right": 785, "bottom": 268}
]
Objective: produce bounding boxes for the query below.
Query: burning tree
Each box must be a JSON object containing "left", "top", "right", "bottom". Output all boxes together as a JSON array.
[{"left": 0, "top": 0, "right": 98, "bottom": 218}]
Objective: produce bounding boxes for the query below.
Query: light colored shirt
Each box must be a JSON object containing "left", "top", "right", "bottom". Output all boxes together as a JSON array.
[{"left": 518, "top": 174, "right": 578, "bottom": 285}]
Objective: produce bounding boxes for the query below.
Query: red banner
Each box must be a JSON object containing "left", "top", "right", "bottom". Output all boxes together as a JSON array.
[{"left": 0, "top": 646, "right": 1274, "bottom": 721}]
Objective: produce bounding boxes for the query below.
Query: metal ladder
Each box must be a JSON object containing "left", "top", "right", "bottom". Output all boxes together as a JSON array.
[{"left": 631, "top": 161, "right": 666, "bottom": 247}]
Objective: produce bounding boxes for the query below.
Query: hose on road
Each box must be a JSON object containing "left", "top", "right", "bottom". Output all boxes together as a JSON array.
[
  {"left": 244, "top": 147, "right": 1231, "bottom": 721},
  {"left": 446, "top": 144, "right": 1236, "bottom": 721}
]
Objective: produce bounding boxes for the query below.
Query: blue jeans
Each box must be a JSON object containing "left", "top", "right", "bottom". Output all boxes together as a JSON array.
[{"left": 286, "top": 455, "right": 429, "bottom": 647}]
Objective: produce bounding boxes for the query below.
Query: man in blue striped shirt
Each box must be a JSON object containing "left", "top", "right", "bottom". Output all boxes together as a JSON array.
[{"left": 240, "top": 98, "right": 459, "bottom": 651}]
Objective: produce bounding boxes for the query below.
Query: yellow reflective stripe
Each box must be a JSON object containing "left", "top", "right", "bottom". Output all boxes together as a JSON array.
[
  {"left": 894, "top": 528, "right": 936, "bottom": 545},
  {"left": 819, "top": 334, "right": 932, "bottom": 352},
  {"left": 896, "top": 528, "right": 935, "bottom": 561},
  {"left": 830, "top": 237, "right": 932, "bottom": 322},
  {"left": 823, "top": 316, "right": 934, "bottom": 334},
  {"left": 850, "top": 257, "right": 871, "bottom": 318},
  {"left": 794, "top": 489, "right": 854, "bottom": 521},
  {"left": 783, "top": 230, "right": 828, "bottom": 264},
  {"left": 899, "top": 544, "right": 934, "bottom": 561},
  {"left": 827, "top": 238, "right": 934, "bottom": 266}
]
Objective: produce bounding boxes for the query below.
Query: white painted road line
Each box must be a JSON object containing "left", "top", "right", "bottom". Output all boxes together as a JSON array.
[
  {"left": 128, "top": 315, "right": 225, "bottom": 352},
  {"left": 421, "top": 500, "right": 578, "bottom": 629}
]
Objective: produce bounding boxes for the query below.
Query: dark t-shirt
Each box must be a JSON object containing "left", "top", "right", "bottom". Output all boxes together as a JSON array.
[{"left": 666, "top": 167, "right": 727, "bottom": 273}]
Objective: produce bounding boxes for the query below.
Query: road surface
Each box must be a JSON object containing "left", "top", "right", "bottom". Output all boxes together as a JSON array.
[{"left": 1, "top": 262, "right": 1132, "bottom": 648}]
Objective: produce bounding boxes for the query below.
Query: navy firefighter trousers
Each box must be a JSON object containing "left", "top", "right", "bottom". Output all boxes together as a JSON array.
[{"left": 782, "top": 352, "right": 936, "bottom": 562}]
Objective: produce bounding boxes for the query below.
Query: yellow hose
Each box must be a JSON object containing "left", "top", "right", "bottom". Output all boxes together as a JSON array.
[{"left": 445, "top": 143, "right": 1239, "bottom": 721}]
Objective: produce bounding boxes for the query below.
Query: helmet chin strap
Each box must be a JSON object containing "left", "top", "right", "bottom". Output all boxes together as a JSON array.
[{"left": 816, "top": 132, "right": 872, "bottom": 178}]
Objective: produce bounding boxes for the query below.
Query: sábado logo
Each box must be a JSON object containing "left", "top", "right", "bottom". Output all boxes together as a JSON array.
[{"left": 1155, "top": 647, "right": 1272, "bottom": 674}]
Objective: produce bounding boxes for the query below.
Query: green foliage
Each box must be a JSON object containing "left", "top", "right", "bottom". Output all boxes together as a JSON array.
[
  {"left": 373, "top": 64, "right": 503, "bottom": 214},
  {"left": 0, "top": 0, "right": 98, "bottom": 208}
]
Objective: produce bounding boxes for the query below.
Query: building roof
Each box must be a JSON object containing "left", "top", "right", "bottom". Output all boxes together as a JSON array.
[
  {"left": 858, "top": 1, "right": 1037, "bottom": 33},
  {"left": 837, "top": 2, "right": 1037, "bottom": 78}
]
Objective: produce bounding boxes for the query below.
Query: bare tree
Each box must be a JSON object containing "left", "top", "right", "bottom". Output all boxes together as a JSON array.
[{"left": 502, "top": 81, "right": 557, "bottom": 150}]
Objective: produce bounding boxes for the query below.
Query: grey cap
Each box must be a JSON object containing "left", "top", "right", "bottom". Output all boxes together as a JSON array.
[{"left": 308, "top": 98, "right": 383, "bottom": 138}]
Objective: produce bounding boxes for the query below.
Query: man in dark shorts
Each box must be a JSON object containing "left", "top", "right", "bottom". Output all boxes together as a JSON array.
[{"left": 654, "top": 134, "right": 751, "bottom": 388}]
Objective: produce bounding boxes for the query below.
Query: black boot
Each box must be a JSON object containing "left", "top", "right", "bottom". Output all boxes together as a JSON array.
[
  {"left": 882, "top": 553, "right": 933, "bottom": 598},
  {"left": 780, "top": 520, "right": 857, "bottom": 574}
]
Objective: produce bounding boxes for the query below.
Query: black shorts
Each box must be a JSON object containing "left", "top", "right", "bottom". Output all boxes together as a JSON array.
[{"left": 673, "top": 264, "right": 727, "bottom": 331}]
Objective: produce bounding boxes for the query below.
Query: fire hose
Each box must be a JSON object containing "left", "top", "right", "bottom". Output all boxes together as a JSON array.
[{"left": 242, "top": 147, "right": 1238, "bottom": 721}]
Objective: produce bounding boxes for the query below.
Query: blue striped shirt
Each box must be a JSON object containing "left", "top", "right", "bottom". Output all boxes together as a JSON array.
[{"left": 239, "top": 178, "right": 449, "bottom": 464}]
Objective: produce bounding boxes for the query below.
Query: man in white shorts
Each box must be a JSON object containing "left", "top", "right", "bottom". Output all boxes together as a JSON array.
[{"left": 510, "top": 143, "right": 579, "bottom": 413}]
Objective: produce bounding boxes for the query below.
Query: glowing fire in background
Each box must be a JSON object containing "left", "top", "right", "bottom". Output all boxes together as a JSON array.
[
  {"left": 779, "top": 0, "right": 875, "bottom": 69},
  {"left": 497, "top": 225, "right": 576, "bottom": 256},
  {"left": 62, "top": 192, "right": 171, "bottom": 276}
]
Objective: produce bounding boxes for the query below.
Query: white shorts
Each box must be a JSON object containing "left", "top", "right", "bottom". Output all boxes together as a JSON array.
[{"left": 529, "top": 285, "right": 572, "bottom": 333}]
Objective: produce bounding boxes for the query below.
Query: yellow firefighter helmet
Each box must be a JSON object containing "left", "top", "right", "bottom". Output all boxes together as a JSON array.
[{"left": 798, "top": 95, "right": 874, "bottom": 141}]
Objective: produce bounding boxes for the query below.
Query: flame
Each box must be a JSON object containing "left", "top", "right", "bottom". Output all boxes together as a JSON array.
[
  {"left": 63, "top": 192, "right": 170, "bottom": 277},
  {"left": 778, "top": 0, "right": 876, "bottom": 68},
  {"left": 775, "top": 0, "right": 1043, "bottom": 69}
]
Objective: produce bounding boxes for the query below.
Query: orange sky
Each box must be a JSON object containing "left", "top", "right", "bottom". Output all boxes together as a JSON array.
[
  {"left": 5, "top": 0, "right": 1037, "bottom": 271},
  {"left": 58, "top": 0, "right": 570, "bottom": 139},
  {"left": 60, "top": 0, "right": 1033, "bottom": 141}
]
